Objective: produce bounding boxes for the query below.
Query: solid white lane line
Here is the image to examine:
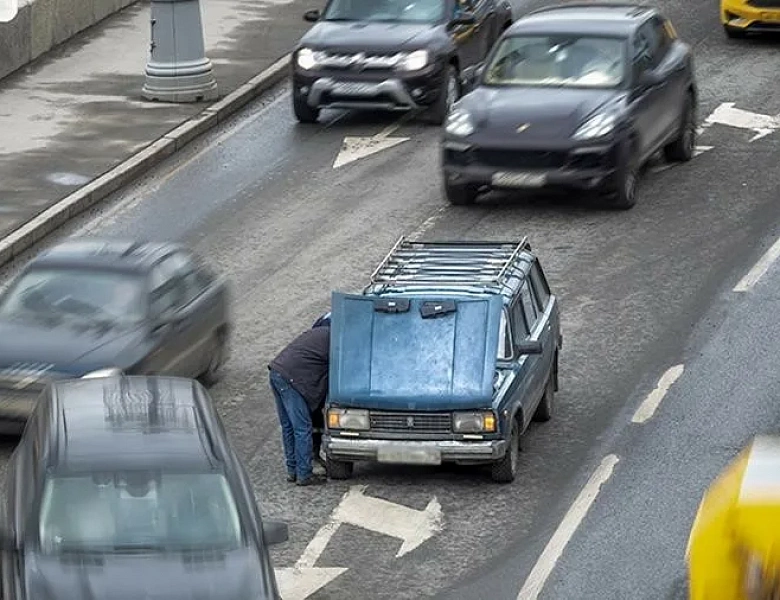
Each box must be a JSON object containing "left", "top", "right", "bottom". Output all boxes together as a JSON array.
[
  {"left": 734, "top": 235, "right": 780, "bottom": 292},
  {"left": 631, "top": 364, "right": 685, "bottom": 424},
  {"left": 516, "top": 454, "right": 619, "bottom": 600}
]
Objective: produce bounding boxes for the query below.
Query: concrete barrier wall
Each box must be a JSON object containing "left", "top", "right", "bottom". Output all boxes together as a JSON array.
[{"left": 0, "top": 0, "right": 139, "bottom": 80}]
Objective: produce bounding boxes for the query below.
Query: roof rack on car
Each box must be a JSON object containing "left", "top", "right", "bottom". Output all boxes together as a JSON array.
[{"left": 367, "top": 236, "right": 531, "bottom": 292}]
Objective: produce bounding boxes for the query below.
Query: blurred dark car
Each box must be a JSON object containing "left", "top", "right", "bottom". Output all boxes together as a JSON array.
[
  {"left": 0, "top": 239, "right": 230, "bottom": 434},
  {"left": 0, "top": 375, "right": 289, "bottom": 600}
]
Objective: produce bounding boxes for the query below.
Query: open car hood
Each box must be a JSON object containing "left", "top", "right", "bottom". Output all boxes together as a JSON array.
[{"left": 329, "top": 292, "right": 502, "bottom": 410}]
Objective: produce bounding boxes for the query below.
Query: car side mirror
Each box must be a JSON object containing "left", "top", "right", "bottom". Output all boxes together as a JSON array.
[
  {"left": 262, "top": 520, "right": 289, "bottom": 546},
  {"left": 450, "top": 11, "right": 477, "bottom": 27},
  {"left": 303, "top": 9, "right": 320, "bottom": 22},
  {"left": 516, "top": 340, "right": 543, "bottom": 355},
  {"left": 461, "top": 63, "right": 484, "bottom": 94}
]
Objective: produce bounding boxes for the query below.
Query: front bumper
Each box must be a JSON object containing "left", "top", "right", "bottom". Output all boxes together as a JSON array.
[
  {"left": 325, "top": 435, "right": 508, "bottom": 466},
  {"left": 292, "top": 64, "right": 445, "bottom": 111},
  {"left": 722, "top": 0, "right": 780, "bottom": 31},
  {"left": 441, "top": 139, "right": 622, "bottom": 193}
]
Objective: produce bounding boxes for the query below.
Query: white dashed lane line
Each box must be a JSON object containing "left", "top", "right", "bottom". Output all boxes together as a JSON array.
[
  {"left": 631, "top": 364, "right": 686, "bottom": 425},
  {"left": 734, "top": 234, "right": 780, "bottom": 293}
]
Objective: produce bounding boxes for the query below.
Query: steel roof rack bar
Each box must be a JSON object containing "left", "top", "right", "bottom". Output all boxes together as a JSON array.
[{"left": 369, "top": 236, "right": 529, "bottom": 288}]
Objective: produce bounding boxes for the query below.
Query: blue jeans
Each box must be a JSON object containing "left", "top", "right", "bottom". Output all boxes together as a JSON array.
[{"left": 269, "top": 369, "right": 313, "bottom": 480}]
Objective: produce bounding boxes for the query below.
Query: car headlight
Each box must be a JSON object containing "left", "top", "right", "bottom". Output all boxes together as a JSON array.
[
  {"left": 327, "top": 408, "right": 369, "bottom": 431},
  {"left": 445, "top": 108, "right": 475, "bottom": 136},
  {"left": 82, "top": 368, "right": 123, "bottom": 379},
  {"left": 453, "top": 411, "right": 497, "bottom": 433},
  {"left": 397, "top": 49, "right": 429, "bottom": 71},
  {"left": 296, "top": 47, "right": 319, "bottom": 70},
  {"left": 573, "top": 113, "right": 617, "bottom": 140}
]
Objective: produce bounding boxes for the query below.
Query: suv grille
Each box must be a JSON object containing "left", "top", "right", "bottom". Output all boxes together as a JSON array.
[
  {"left": 473, "top": 149, "right": 568, "bottom": 169},
  {"left": 370, "top": 411, "right": 452, "bottom": 434},
  {"left": 747, "top": 0, "right": 780, "bottom": 7}
]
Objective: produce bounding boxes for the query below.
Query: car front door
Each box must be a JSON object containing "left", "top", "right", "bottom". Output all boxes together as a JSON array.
[
  {"left": 506, "top": 297, "right": 539, "bottom": 431},
  {"left": 527, "top": 260, "right": 556, "bottom": 386},
  {"left": 145, "top": 257, "right": 191, "bottom": 376},
  {"left": 628, "top": 26, "right": 666, "bottom": 158},
  {"left": 450, "top": 0, "right": 484, "bottom": 68}
]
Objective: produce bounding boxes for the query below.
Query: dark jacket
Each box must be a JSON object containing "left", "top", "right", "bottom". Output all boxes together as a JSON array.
[{"left": 268, "top": 326, "right": 330, "bottom": 412}]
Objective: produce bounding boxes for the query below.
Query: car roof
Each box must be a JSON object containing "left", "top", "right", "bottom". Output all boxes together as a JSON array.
[
  {"left": 29, "top": 238, "right": 179, "bottom": 273},
  {"left": 363, "top": 238, "right": 536, "bottom": 306},
  {"left": 508, "top": 3, "right": 655, "bottom": 37},
  {"left": 48, "top": 375, "right": 222, "bottom": 473}
]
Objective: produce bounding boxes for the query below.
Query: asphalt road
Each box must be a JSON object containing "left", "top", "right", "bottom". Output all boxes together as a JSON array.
[{"left": 0, "top": 1, "right": 779, "bottom": 599}]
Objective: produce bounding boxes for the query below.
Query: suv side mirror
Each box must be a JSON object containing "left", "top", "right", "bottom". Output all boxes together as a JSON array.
[
  {"left": 461, "top": 63, "right": 485, "bottom": 94},
  {"left": 451, "top": 11, "right": 477, "bottom": 26},
  {"left": 262, "top": 520, "right": 289, "bottom": 546},
  {"left": 516, "top": 340, "right": 543, "bottom": 355},
  {"left": 303, "top": 9, "right": 320, "bottom": 22}
]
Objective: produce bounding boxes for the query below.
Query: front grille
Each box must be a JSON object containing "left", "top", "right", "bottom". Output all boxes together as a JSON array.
[
  {"left": 473, "top": 149, "right": 568, "bottom": 170},
  {"left": 370, "top": 411, "right": 452, "bottom": 434},
  {"left": 747, "top": 0, "right": 780, "bottom": 8}
]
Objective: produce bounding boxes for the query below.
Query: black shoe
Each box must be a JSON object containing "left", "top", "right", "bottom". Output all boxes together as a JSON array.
[
  {"left": 286, "top": 473, "right": 296, "bottom": 483},
  {"left": 296, "top": 474, "right": 326, "bottom": 487}
]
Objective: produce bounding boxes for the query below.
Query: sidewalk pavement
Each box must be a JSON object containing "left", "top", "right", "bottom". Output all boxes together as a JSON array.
[{"left": 0, "top": 0, "right": 313, "bottom": 261}]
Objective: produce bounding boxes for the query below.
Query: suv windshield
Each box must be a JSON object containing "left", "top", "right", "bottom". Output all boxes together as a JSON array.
[
  {"left": 0, "top": 268, "right": 145, "bottom": 325},
  {"left": 38, "top": 471, "right": 244, "bottom": 554},
  {"left": 484, "top": 34, "right": 626, "bottom": 88},
  {"left": 323, "top": 0, "right": 445, "bottom": 23}
]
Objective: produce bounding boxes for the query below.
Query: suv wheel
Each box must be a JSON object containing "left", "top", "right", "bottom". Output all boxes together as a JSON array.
[
  {"left": 293, "top": 94, "right": 320, "bottom": 124},
  {"left": 663, "top": 93, "right": 696, "bottom": 162},
  {"left": 491, "top": 418, "right": 520, "bottom": 483},
  {"left": 607, "top": 142, "right": 639, "bottom": 210},
  {"left": 445, "top": 181, "right": 478, "bottom": 205},
  {"left": 533, "top": 371, "right": 555, "bottom": 422},
  {"left": 425, "top": 65, "right": 459, "bottom": 125},
  {"left": 325, "top": 456, "right": 354, "bottom": 480}
]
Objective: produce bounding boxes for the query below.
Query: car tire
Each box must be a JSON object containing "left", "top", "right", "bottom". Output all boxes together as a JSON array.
[
  {"left": 325, "top": 456, "right": 354, "bottom": 480},
  {"left": 444, "top": 181, "right": 478, "bottom": 205},
  {"left": 200, "top": 329, "right": 228, "bottom": 387},
  {"left": 293, "top": 94, "right": 320, "bottom": 124},
  {"left": 606, "top": 141, "right": 639, "bottom": 210},
  {"left": 663, "top": 93, "right": 696, "bottom": 163},
  {"left": 491, "top": 418, "right": 520, "bottom": 483},
  {"left": 425, "top": 64, "right": 460, "bottom": 126},
  {"left": 723, "top": 24, "right": 747, "bottom": 39},
  {"left": 533, "top": 371, "right": 555, "bottom": 423}
]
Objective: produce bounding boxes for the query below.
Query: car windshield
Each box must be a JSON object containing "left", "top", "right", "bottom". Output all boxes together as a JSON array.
[
  {"left": 323, "top": 0, "right": 445, "bottom": 23},
  {"left": 38, "top": 471, "right": 244, "bottom": 554},
  {"left": 484, "top": 34, "right": 626, "bottom": 88},
  {"left": 0, "top": 268, "right": 145, "bottom": 325}
]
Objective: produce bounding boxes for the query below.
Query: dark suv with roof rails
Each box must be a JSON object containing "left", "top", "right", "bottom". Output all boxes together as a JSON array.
[
  {"left": 291, "top": 0, "right": 513, "bottom": 125},
  {"left": 0, "top": 375, "right": 288, "bottom": 599}
]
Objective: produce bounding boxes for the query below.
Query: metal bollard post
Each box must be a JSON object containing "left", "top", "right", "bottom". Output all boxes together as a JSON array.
[{"left": 142, "top": 0, "right": 218, "bottom": 103}]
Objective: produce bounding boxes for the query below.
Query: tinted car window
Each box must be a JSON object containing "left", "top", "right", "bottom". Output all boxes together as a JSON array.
[
  {"left": 529, "top": 263, "right": 550, "bottom": 310},
  {"left": 150, "top": 277, "right": 184, "bottom": 318},
  {"left": 484, "top": 34, "right": 626, "bottom": 88},
  {"left": 520, "top": 282, "right": 538, "bottom": 331},
  {"left": 0, "top": 268, "right": 146, "bottom": 324},
  {"left": 510, "top": 300, "right": 529, "bottom": 339},
  {"left": 323, "top": 0, "right": 445, "bottom": 22},
  {"left": 38, "top": 471, "right": 243, "bottom": 553}
]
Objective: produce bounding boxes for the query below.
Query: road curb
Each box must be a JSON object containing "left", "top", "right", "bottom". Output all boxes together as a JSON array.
[{"left": 0, "top": 53, "right": 291, "bottom": 268}]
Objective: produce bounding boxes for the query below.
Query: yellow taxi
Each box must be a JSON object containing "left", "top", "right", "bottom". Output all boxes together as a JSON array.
[{"left": 722, "top": 0, "right": 780, "bottom": 38}]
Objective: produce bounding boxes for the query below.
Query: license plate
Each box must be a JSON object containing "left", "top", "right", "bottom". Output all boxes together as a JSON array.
[
  {"left": 331, "top": 82, "right": 379, "bottom": 97},
  {"left": 492, "top": 171, "right": 547, "bottom": 188},
  {"left": 377, "top": 445, "right": 441, "bottom": 465}
]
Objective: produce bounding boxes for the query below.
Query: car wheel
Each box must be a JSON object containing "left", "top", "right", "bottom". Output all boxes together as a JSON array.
[
  {"left": 200, "top": 330, "right": 227, "bottom": 387},
  {"left": 293, "top": 93, "right": 320, "bottom": 124},
  {"left": 607, "top": 142, "right": 639, "bottom": 210},
  {"left": 663, "top": 93, "right": 696, "bottom": 162},
  {"left": 325, "top": 456, "right": 354, "bottom": 480},
  {"left": 533, "top": 371, "right": 555, "bottom": 423},
  {"left": 723, "top": 24, "right": 747, "bottom": 39},
  {"left": 491, "top": 418, "right": 520, "bottom": 483},
  {"left": 444, "top": 181, "right": 478, "bottom": 205},
  {"left": 425, "top": 65, "right": 460, "bottom": 125}
]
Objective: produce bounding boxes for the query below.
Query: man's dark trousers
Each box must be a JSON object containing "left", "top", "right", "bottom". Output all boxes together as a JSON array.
[{"left": 269, "top": 369, "right": 313, "bottom": 481}]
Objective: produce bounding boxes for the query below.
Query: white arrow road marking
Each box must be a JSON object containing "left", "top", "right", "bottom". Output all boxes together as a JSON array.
[
  {"left": 631, "top": 364, "right": 685, "bottom": 424},
  {"left": 649, "top": 145, "right": 713, "bottom": 174},
  {"left": 516, "top": 455, "right": 619, "bottom": 600},
  {"left": 702, "top": 102, "right": 780, "bottom": 142},
  {"left": 331, "top": 485, "right": 444, "bottom": 557},
  {"left": 333, "top": 118, "right": 411, "bottom": 169},
  {"left": 275, "top": 485, "right": 443, "bottom": 599}
]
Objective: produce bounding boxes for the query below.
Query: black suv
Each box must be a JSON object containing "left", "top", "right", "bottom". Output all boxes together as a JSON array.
[
  {"left": 441, "top": 3, "right": 698, "bottom": 208},
  {"left": 0, "top": 375, "right": 289, "bottom": 600},
  {"left": 291, "top": 0, "right": 513, "bottom": 124}
]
